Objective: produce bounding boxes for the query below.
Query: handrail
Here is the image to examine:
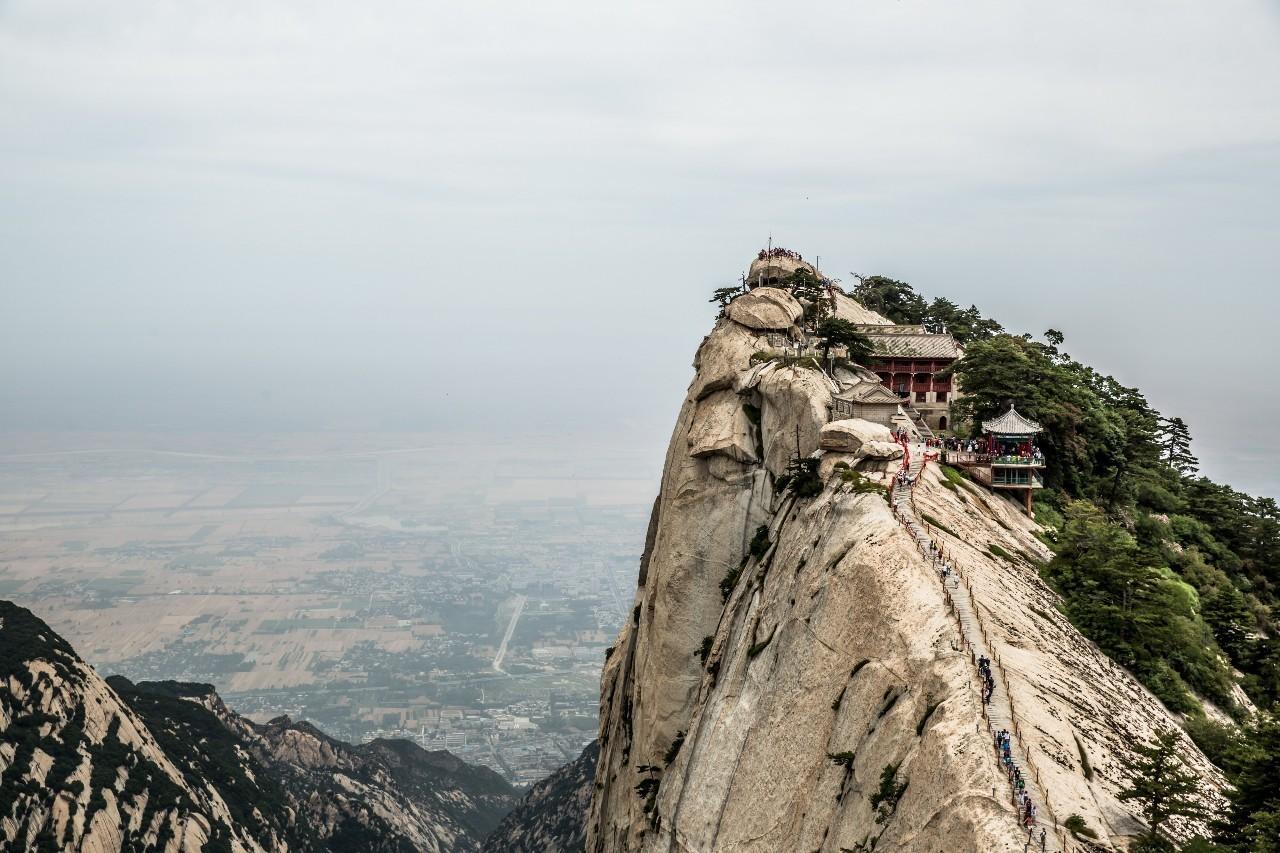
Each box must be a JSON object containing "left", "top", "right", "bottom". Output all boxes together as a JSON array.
[{"left": 891, "top": 439, "right": 1066, "bottom": 851}]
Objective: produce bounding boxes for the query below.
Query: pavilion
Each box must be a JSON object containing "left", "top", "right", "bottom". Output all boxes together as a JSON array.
[{"left": 947, "top": 404, "right": 1045, "bottom": 515}]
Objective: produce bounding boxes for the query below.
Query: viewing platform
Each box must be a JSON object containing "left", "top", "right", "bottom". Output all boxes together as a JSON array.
[{"left": 945, "top": 405, "right": 1046, "bottom": 515}]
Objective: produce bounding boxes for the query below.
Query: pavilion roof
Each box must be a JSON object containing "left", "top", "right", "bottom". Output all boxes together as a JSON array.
[
  {"left": 859, "top": 329, "right": 962, "bottom": 360},
  {"left": 834, "top": 382, "right": 904, "bottom": 405},
  {"left": 982, "top": 406, "right": 1043, "bottom": 435}
]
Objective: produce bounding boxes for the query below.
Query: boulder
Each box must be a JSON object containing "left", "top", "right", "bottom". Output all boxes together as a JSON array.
[
  {"left": 819, "top": 418, "right": 896, "bottom": 455},
  {"left": 726, "top": 287, "right": 803, "bottom": 331},
  {"left": 863, "top": 440, "right": 905, "bottom": 460},
  {"left": 687, "top": 389, "right": 757, "bottom": 463}
]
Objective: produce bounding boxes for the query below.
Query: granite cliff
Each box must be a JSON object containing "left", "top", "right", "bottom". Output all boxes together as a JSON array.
[
  {"left": 586, "top": 283, "right": 1226, "bottom": 852},
  {"left": 0, "top": 600, "right": 519, "bottom": 852}
]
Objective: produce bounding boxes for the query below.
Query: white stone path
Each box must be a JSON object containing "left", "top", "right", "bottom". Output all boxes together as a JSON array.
[{"left": 892, "top": 442, "right": 1066, "bottom": 853}]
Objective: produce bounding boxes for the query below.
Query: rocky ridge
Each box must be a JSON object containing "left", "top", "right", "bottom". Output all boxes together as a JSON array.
[
  {"left": 481, "top": 740, "right": 598, "bottom": 853},
  {"left": 587, "top": 283, "right": 1226, "bottom": 852},
  {"left": 0, "top": 600, "right": 519, "bottom": 852}
]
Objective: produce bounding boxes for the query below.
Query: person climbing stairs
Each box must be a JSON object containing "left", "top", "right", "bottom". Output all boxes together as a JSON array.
[{"left": 890, "top": 441, "right": 1064, "bottom": 852}]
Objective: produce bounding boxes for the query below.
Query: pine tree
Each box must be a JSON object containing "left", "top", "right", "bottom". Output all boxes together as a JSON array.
[
  {"left": 1118, "top": 728, "right": 1207, "bottom": 851},
  {"left": 1216, "top": 711, "right": 1280, "bottom": 852},
  {"left": 815, "top": 317, "right": 874, "bottom": 364},
  {"left": 709, "top": 285, "right": 744, "bottom": 313},
  {"left": 1158, "top": 416, "right": 1199, "bottom": 475}
]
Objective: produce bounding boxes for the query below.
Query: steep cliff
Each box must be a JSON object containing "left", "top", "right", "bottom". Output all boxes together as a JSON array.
[
  {"left": 588, "top": 293, "right": 1225, "bottom": 852},
  {"left": 0, "top": 600, "right": 519, "bottom": 852},
  {"left": 482, "top": 740, "right": 598, "bottom": 853}
]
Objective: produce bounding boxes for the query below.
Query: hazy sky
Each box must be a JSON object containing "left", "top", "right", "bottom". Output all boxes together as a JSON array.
[{"left": 2, "top": 1, "right": 1278, "bottom": 497}]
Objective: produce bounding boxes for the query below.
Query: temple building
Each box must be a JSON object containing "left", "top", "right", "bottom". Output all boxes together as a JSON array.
[
  {"left": 856, "top": 325, "right": 963, "bottom": 435},
  {"left": 829, "top": 382, "right": 906, "bottom": 428},
  {"left": 948, "top": 405, "right": 1046, "bottom": 515}
]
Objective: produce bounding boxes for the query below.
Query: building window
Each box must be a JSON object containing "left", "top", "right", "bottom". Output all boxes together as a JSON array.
[
  {"left": 936, "top": 391, "right": 948, "bottom": 403},
  {"left": 915, "top": 391, "right": 927, "bottom": 403}
]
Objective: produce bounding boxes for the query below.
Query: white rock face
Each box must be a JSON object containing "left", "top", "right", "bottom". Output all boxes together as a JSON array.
[
  {"left": 831, "top": 289, "right": 894, "bottom": 325},
  {"left": 688, "top": 390, "right": 758, "bottom": 463},
  {"left": 726, "top": 287, "right": 803, "bottom": 331},
  {"left": 588, "top": 312, "right": 1225, "bottom": 853},
  {"left": 819, "top": 418, "right": 896, "bottom": 454}
]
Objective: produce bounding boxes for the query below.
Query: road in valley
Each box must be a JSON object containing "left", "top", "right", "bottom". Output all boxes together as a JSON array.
[{"left": 492, "top": 594, "right": 527, "bottom": 674}]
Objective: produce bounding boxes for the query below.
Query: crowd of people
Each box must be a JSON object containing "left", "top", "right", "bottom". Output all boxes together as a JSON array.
[
  {"left": 994, "top": 729, "right": 1039, "bottom": 828},
  {"left": 979, "top": 655, "right": 996, "bottom": 705},
  {"left": 925, "top": 435, "right": 1045, "bottom": 464},
  {"left": 757, "top": 247, "right": 803, "bottom": 261},
  {"left": 891, "top": 441, "right": 1050, "bottom": 849}
]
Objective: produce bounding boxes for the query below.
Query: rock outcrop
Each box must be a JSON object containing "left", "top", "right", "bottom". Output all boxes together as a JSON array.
[
  {"left": 587, "top": 289, "right": 1226, "bottom": 852},
  {"left": 0, "top": 601, "right": 519, "bottom": 852},
  {"left": 819, "top": 418, "right": 903, "bottom": 460},
  {"left": 482, "top": 740, "right": 598, "bottom": 853},
  {"left": 725, "top": 287, "right": 803, "bottom": 331}
]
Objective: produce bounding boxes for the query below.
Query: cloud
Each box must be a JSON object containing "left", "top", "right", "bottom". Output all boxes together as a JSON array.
[{"left": 1, "top": 0, "right": 1278, "bottom": 494}]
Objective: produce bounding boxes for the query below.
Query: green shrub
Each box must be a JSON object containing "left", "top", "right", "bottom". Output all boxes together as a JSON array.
[
  {"left": 840, "top": 468, "right": 886, "bottom": 495},
  {"left": 748, "top": 525, "right": 771, "bottom": 558},
  {"left": 1064, "top": 814, "right": 1097, "bottom": 839},
  {"left": 663, "top": 731, "right": 686, "bottom": 765},
  {"left": 780, "top": 457, "right": 823, "bottom": 498},
  {"left": 827, "top": 751, "right": 856, "bottom": 768},
  {"left": 719, "top": 565, "right": 744, "bottom": 602},
  {"left": 920, "top": 513, "right": 959, "bottom": 539},
  {"left": 696, "top": 636, "right": 713, "bottom": 665},
  {"left": 987, "top": 543, "right": 1016, "bottom": 563},
  {"left": 1183, "top": 714, "right": 1238, "bottom": 772},
  {"left": 870, "top": 764, "right": 908, "bottom": 823}
]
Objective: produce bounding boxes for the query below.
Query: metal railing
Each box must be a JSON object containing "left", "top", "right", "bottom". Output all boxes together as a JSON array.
[{"left": 890, "top": 442, "right": 1072, "bottom": 852}]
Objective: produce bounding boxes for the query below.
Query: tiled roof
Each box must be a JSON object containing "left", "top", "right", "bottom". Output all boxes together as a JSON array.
[
  {"left": 835, "top": 383, "right": 904, "bottom": 404},
  {"left": 982, "top": 406, "right": 1043, "bottom": 435},
  {"left": 863, "top": 331, "right": 962, "bottom": 360}
]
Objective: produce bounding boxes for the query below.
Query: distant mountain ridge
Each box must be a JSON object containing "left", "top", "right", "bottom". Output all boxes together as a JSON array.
[
  {"left": 482, "top": 739, "right": 597, "bottom": 853},
  {"left": 0, "top": 599, "right": 520, "bottom": 852}
]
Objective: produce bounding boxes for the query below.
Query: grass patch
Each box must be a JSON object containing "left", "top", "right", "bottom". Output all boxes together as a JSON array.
[
  {"left": 939, "top": 465, "right": 967, "bottom": 492},
  {"left": 838, "top": 467, "right": 886, "bottom": 495},
  {"left": 987, "top": 543, "right": 1016, "bottom": 563},
  {"left": 920, "top": 513, "right": 959, "bottom": 539}
]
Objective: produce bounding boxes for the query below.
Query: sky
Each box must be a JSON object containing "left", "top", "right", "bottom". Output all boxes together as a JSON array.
[{"left": 1, "top": 1, "right": 1278, "bottom": 497}]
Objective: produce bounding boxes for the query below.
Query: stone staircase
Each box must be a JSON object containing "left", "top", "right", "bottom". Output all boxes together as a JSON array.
[
  {"left": 891, "top": 445, "right": 1063, "bottom": 852},
  {"left": 901, "top": 404, "right": 935, "bottom": 440}
]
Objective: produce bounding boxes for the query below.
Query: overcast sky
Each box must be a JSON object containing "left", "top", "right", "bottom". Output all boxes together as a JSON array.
[{"left": 2, "top": 1, "right": 1278, "bottom": 497}]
